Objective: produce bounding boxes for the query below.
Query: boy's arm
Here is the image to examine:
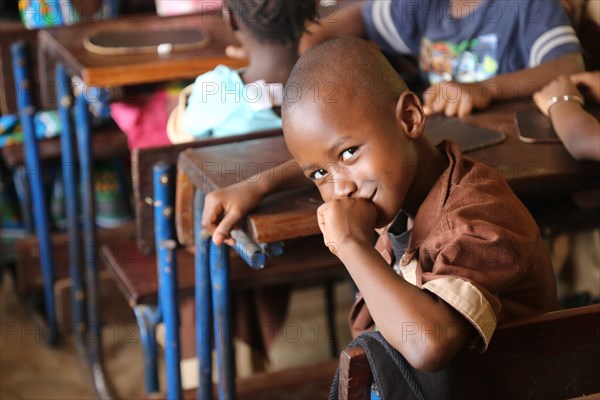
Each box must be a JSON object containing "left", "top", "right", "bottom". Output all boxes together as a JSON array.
[
  {"left": 202, "top": 158, "right": 307, "bottom": 245},
  {"left": 423, "top": 52, "right": 585, "bottom": 118},
  {"left": 300, "top": 1, "right": 367, "bottom": 54},
  {"left": 318, "top": 198, "right": 474, "bottom": 372}
]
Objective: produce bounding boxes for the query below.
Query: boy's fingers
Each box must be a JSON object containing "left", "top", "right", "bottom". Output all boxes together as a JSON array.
[
  {"left": 201, "top": 198, "right": 222, "bottom": 231},
  {"left": 212, "top": 209, "right": 242, "bottom": 245}
]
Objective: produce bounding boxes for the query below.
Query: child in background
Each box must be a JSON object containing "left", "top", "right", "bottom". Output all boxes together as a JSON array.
[
  {"left": 167, "top": 0, "right": 317, "bottom": 142},
  {"left": 170, "top": 0, "right": 320, "bottom": 371},
  {"left": 533, "top": 71, "right": 600, "bottom": 161},
  {"left": 297, "top": 0, "right": 583, "bottom": 117},
  {"left": 202, "top": 37, "right": 557, "bottom": 395}
]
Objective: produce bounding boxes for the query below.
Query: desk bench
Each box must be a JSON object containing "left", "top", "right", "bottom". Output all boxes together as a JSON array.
[{"left": 338, "top": 304, "right": 600, "bottom": 400}]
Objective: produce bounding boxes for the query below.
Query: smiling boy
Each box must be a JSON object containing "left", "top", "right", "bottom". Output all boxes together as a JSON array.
[{"left": 202, "top": 37, "right": 557, "bottom": 372}]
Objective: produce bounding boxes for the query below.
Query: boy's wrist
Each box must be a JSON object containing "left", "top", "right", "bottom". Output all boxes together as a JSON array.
[{"left": 334, "top": 237, "right": 377, "bottom": 262}]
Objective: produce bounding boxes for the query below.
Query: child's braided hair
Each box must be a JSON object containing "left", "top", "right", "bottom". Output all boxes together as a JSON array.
[{"left": 223, "top": 0, "right": 318, "bottom": 45}]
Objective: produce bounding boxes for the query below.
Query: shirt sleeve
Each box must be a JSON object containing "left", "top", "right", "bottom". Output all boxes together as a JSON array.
[
  {"left": 518, "top": 0, "right": 581, "bottom": 67},
  {"left": 361, "top": 0, "right": 422, "bottom": 56},
  {"left": 417, "top": 222, "right": 531, "bottom": 351}
]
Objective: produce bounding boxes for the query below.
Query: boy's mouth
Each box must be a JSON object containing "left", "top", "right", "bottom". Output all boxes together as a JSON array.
[{"left": 358, "top": 187, "right": 377, "bottom": 203}]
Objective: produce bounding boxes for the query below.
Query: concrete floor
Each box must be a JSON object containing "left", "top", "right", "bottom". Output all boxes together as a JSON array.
[{"left": 0, "top": 272, "right": 353, "bottom": 399}]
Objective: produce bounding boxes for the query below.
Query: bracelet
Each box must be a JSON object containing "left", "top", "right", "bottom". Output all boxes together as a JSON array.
[{"left": 546, "top": 94, "right": 584, "bottom": 116}]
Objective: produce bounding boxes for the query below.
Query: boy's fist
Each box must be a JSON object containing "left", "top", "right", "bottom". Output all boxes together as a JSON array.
[{"left": 317, "top": 198, "right": 377, "bottom": 256}]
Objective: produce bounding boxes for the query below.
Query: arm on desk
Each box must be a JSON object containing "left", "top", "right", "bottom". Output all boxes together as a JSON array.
[
  {"left": 533, "top": 72, "right": 600, "bottom": 161},
  {"left": 203, "top": 158, "right": 307, "bottom": 245},
  {"left": 423, "top": 52, "right": 585, "bottom": 118}
]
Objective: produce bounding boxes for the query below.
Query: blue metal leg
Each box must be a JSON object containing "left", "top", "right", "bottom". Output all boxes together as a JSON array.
[
  {"left": 194, "top": 190, "right": 213, "bottom": 400},
  {"left": 210, "top": 242, "right": 235, "bottom": 400},
  {"left": 133, "top": 305, "right": 161, "bottom": 394},
  {"left": 10, "top": 42, "right": 58, "bottom": 345},
  {"left": 11, "top": 167, "right": 34, "bottom": 233},
  {"left": 74, "top": 91, "right": 103, "bottom": 345},
  {"left": 56, "top": 63, "right": 86, "bottom": 336},
  {"left": 74, "top": 90, "right": 116, "bottom": 400},
  {"left": 154, "top": 162, "right": 182, "bottom": 400}
]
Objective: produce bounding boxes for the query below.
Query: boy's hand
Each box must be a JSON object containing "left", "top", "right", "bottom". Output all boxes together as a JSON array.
[
  {"left": 570, "top": 71, "right": 600, "bottom": 104},
  {"left": 533, "top": 75, "right": 583, "bottom": 116},
  {"left": 201, "top": 181, "right": 263, "bottom": 246},
  {"left": 317, "top": 198, "right": 377, "bottom": 256},
  {"left": 423, "top": 82, "right": 492, "bottom": 118}
]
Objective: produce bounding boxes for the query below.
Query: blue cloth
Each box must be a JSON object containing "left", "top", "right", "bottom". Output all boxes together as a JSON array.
[
  {"left": 183, "top": 65, "right": 282, "bottom": 138},
  {"left": 362, "top": 0, "right": 581, "bottom": 83}
]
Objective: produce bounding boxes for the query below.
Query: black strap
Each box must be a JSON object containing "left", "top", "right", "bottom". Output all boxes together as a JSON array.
[{"left": 329, "top": 331, "right": 451, "bottom": 400}]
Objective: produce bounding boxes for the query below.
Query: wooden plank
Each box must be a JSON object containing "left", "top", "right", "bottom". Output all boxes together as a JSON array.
[
  {"left": 38, "top": 11, "right": 247, "bottom": 87},
  {"left": 454, "top": 304, "right": 600, "bottom": 400},
  {"left": 339, "top": 347, "right": 371, "bottom": 400},
  {"left": 101, "top": 235, "right": 345, "bottom": 306},
  {"left": 1, "top": 121, "right": 128, "bottom": 167},
  {"left": 337, "top": 305, "right": 600, "bottom": 400},
  {"left": 15, "top": 222, "right": 137, "bottom": 296},
  {"left": 170, "top": 358, "right": 338, "bottom": 400}
]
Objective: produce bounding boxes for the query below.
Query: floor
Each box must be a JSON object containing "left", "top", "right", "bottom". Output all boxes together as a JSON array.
[{"left": 0, "top": 270, "right": 354, "bottom": 399}]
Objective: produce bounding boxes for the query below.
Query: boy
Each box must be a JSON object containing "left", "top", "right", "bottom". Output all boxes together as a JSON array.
[
  {"left": 298, "top": 0, "right": 584, "bottom": 117},
  {"left": 202, "top": 37, "right": 557, "bottom": 372}
]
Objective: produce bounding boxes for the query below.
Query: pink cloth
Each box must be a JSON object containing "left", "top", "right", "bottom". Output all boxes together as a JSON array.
[{"left": 110, "top": 89, "right": 172, "bottom": 150}]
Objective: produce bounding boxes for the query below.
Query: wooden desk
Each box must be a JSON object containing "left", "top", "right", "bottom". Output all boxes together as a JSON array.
[
  {"left": 176, "top": 100, "right": 600, "bottom": 246},
  {"left": 38, "top": 11, "right": 246, "bottom": 87}
]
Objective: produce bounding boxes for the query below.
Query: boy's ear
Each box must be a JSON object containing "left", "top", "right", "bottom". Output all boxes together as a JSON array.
[
  {"left": 223, "top": 6, "right": 239, "bottom": 32},
  {"left": 394, "top": 91, "right": 425, "bottom": 139}
]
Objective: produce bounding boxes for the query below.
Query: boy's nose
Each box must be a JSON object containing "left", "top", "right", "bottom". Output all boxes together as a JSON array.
[{"left": 332, "top": 177, "right": 358, "bottom": 200}]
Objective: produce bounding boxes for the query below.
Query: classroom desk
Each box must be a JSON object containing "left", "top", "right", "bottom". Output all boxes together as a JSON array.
[
  {"left": 174, "top": 99, "right": 599, "bottom": 399},
  {"left": 37, "top": 10, "right": 246, "bottom": 87},
  {"left": 33, "top": 10, "right": 246, "bottom": 398},
  {"left": 176, "top": 100, "right": 600, "bottom": 247}
]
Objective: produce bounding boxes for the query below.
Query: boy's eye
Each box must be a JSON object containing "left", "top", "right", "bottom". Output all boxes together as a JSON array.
[
  {"left": 340, "top": 147, "right": 358, "bottom": 161},
  {"left": 310, "top": 169, "right": 328, "bottom": 181}
]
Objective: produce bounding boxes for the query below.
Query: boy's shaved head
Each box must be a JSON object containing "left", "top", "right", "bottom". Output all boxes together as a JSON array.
[{"left": 282, "top": 36, "right": 408, "bottom": 115}]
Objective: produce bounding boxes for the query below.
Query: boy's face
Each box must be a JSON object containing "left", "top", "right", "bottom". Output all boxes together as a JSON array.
[{"left": 283, "top": 91, "right": 419, "bottom": 228}]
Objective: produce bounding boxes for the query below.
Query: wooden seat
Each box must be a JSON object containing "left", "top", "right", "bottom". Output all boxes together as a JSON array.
[
  {"left": 337, "top": 304, "right": 600, "bottom": 400},
  {"left": 142, "top": 357, "right": 338, "bottom": 400},
  {"left": 101, "top": 235, "right": 344, "bottom": 307}
]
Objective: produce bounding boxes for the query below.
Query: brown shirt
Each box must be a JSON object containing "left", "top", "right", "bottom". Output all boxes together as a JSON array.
[{"left": 351, "top": 141, "right": 557, "bottom": 351}]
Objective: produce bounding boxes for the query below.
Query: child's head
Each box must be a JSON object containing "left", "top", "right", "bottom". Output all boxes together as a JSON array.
[
  {"left": 223, "top": 0, "right": 317, "bottom": 47},
  {"left": 282, "top": 37, "right": 428, "bottom": 228}
]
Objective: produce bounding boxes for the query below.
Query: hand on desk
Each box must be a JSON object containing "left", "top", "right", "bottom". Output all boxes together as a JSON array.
[
  {"left": 532, "top": 71, "right": 600, "bottom": 161},
  {"left": 202, "top": 180, "right": 264, "bottom": 246},
  {"left": 423, "top": 81, "right": 492, "bottom": 118},
  {"left": 317, "top": 198, "right": 377, "bottom": 257}
]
